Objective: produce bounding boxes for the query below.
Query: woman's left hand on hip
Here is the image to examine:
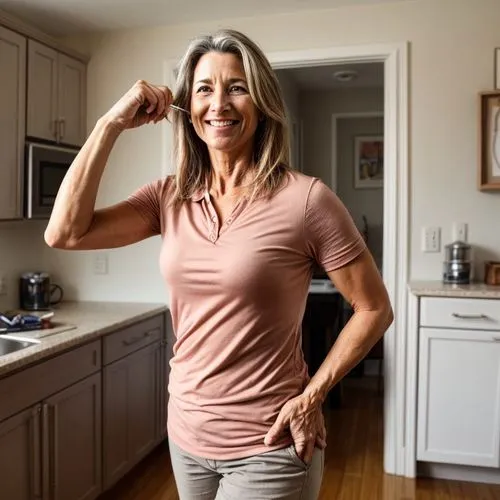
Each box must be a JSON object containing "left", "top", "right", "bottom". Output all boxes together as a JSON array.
[{"left": 264, "top": 394, "right": 327, "bottom": 464}]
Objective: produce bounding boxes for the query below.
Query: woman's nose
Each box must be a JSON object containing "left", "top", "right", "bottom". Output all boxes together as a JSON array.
[{"left": 209, "top": 89, "right": 230, "bottom": 113}]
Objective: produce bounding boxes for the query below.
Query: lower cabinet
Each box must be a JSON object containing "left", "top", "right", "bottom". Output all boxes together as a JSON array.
[
  {"left": 45, "top": 373, "right": 102, "bottom": 500},
  {"left": 103, "top": 342, "right": 161, "bottom": 489},
  {"left": 417, "top": 297, "right": 500, "bottom": 469},
  {"left": 0, "top": 372, "right": 101, "bottom": 500},
  {"left": 0, "top": 406, "right": 39, "bottom": 500},
  {"left": 0, "top": 311, "right": 170, "bottom": 500}
]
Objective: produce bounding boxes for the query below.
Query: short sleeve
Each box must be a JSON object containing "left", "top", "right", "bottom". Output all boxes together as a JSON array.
[
  {"left": 126, "top": 177, "right": 171, "bottom": 235},
  {"left": 304, "top": 178, "right": 366, "bottom": 272}
]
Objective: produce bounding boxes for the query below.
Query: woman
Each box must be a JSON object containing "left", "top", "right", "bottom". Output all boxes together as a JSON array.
[{"left": 45, "top": 29, "right": 393, "bottom": 500}]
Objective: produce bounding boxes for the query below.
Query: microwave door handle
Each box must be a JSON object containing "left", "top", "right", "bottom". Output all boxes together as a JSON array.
[
  {"left": 53, "top": 119, "right": 59, "bottom": 141},
  {"left": 58, "top": 118, "right": 65, "bottom": 141}
]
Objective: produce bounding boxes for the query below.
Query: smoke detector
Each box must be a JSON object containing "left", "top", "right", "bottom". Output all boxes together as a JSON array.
[{"left": 333, "top": 70, "right": 358, "bottom": 82}]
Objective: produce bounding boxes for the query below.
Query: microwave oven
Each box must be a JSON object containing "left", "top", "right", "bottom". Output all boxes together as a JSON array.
[{"left": 25, "top": 141, "right": 80, "bottom": 219}]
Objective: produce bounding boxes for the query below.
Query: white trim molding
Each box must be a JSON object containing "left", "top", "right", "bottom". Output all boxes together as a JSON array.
[
  {"left": 331, "top": 111, "right": 384, "bottom": 193},
  {"left": 164, "top": 40, "right": 410, "bottom": 476}
]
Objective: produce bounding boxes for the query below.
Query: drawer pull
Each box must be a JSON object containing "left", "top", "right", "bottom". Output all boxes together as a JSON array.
[
  {"left": 122, "top": 330, "right": 152, "bottom": 347},
  {"left": 452, "top": 313, "right": 489, "bottom": 320},
  {"left": 493, "top": 337, "right": 500, "bottom": 342}
]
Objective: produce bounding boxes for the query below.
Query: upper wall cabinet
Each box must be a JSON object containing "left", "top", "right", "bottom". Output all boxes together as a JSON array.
[
  {"left": 0, "top": 25, "right": 26, "bottom": 220},
  {"left": 27, "top": 39, "right": 86, "bottom": 147}
]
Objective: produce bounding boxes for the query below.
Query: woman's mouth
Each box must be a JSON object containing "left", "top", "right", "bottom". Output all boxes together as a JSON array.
[{"left": 206, "top": 120, "right": 239, "bottom": 128}]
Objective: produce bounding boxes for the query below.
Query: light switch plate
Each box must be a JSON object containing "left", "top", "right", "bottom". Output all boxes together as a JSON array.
[
  {"left": 422, "top": 227, "right": 441, "bottom": 252},
  {"left": 93, "top": 254, "right": 108, "bottom": 275},
  {"left": 452, "top": 222, "right": 468, "bottom": 242}
]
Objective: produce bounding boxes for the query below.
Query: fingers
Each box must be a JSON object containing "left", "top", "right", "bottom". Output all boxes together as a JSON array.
[
  {"left": 149, "top": 85, "right": 172, "bottom": 122},
  {"left": 264, "top": 408, "right": 288, "bottom": 446},
  {"left": 302, "top": 439, "right": 316, "bottom": 465},
  {"left": 315, "top": 411, "right": 327, "bottom": 449},
  {"left": 135, "top": 80, "right": 173, "bottom": 124},
  {"left": 315, "top": 433, "right": 327, "bottom": 449}
]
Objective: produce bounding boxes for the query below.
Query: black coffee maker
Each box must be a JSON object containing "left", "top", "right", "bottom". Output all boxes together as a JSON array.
[{"left": 19, "top": 272, "right": 64, "bottom": 311}]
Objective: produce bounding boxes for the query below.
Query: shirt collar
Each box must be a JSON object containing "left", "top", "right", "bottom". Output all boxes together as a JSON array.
[{"left": 191, "top": 188, "right": 208, "bottom": 202}]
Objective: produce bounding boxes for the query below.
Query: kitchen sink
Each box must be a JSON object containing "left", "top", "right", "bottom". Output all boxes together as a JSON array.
[{"left": 0, "top": 335, "right": 41, "bottom": 356}]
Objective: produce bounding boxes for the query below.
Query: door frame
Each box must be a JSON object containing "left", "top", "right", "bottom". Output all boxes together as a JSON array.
[{"left": 163, "top": 40, "right": 410, "bottom": 476}]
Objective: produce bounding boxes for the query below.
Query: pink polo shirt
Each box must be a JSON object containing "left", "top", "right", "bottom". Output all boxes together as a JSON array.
[{"left": 126, "top": 170, "right": 366, "bottom": 459}]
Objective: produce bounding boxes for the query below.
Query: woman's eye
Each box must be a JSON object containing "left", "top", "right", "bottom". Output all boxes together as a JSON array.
[
  {"left": 229, "top": 85, "right": 246, "bottom": 93},
  {"left": 196, "top": 86, "right": 211, "bottom": 93}
]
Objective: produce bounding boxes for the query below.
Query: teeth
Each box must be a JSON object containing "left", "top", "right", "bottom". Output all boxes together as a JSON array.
[{"left": 209, "top": 120, "right": 235, "bottom": 127}]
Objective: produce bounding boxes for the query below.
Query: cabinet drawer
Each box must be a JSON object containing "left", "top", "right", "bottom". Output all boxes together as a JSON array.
[
  {"left": 103, "top": 315, "right": 163, "bottom": 365},
  {"left": 0, "top": 340, "right": 101, "bottom": 422},
  {"left": 421, "top": 297, "right": 500, "bottom": 331}
]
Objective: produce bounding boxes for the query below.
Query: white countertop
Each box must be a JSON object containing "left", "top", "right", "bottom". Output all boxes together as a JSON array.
[
  {"left": 0, "top": 300, "right": 167, "bottom": 378},
  {"left": 409, "top": 281, "right": 500, "bottom": 299}
]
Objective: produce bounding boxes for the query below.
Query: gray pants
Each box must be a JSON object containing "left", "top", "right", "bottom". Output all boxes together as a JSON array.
[{"left": 168, "top": 439, "right": 324, "bottom": 500}]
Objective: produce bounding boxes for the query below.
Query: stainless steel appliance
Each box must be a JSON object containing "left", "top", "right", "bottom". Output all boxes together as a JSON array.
[
  {"left": 19, "top": 272, "right": 64, "bottom": 311},
  {"left": 443, "top": 240, "right": 472, "bottom": 284},
  {"left": 25, "top": 142, "right": 79, "bottom": 219}
]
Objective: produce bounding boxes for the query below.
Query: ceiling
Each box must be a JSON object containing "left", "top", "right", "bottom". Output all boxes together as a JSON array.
[
  {"left": 277, "top": 62, "right": 384, "bottom": 91},
  {"left": 0, "top": 0, "right": 412, "bottom": 37}
]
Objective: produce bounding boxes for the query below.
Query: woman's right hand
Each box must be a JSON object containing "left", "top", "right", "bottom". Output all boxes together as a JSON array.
[{"left": 103, "top": 80, "right": 174, "bottom": 132}]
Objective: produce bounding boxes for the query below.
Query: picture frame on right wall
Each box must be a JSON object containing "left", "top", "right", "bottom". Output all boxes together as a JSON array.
[{"left": 478, "top": 90, "right": 500, "bottom": 191}]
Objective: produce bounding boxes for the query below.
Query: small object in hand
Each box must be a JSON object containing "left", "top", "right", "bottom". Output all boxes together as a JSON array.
[{"left": 169, "top": 104, "right": 190, "bottom": 115}]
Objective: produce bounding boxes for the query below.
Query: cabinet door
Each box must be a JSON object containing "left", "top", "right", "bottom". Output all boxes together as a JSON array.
[
  {"left": 57, "top": 53, "right": 86, "bottom": 146},
  {"left": 0, "top": 405, "right": 42, "bottom": 500},
  {"left": 0, "top": 26, "right": 26, "bottom": 220},
  {"left": 417, "top": 328, "right": 500, "bottom": 467},
  {"left": 27, "top": 40, "right": 58, "bottom": 142},
  {"left": 160, "top": 312, "right": 173, "bottom": 438},
  {"left": 44, "top": 372, "right": 102, "bottom": 500},
  {"left": 103, "top": 342, "right": 160, "bottom": 489}
]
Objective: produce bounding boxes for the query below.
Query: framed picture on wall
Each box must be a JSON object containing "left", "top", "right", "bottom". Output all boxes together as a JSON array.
[
  {"left": 354, "top": 135, "right": 384, "bottom": 189},
  {"left": 478, "top": 90, "right": 500, "bottom": 190}
]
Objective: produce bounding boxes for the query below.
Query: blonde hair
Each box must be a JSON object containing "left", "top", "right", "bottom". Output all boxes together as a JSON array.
[{"left": 171, "top": 29, "right": 291, "bottom": 202}]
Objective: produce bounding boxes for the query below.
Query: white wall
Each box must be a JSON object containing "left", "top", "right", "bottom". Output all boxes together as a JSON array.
[
  {"left": 0, "top": 221, "right": 47, "bottom": 309},
  {"left": 300, "top": 87, "right": 384, "bottom": 185},
  {"left": 41, "top": 0, "right": 500, "bottom": 302}
]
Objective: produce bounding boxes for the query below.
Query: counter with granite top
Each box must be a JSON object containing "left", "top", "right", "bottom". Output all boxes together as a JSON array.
[
  {"left": 409, "top": 280, "right": 500, "bottom": 299},
  {"left": 0, "top": 300, "right": 168, "bottom": 377}
]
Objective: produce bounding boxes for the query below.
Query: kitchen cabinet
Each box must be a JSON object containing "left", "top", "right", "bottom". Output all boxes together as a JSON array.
[
  {"left": 27, "top": 39, "right": 86, "bottom": 146},
  {"left": 0, "top": 375, "right": 101, "bottom": 500},
  {"left": 160, "top": 312, "right": 174, "bottom": 437},
  {"left": 0, "top": 25, "right": 26, "bottom": 220},
  {"left": 0, "top": 340, "right": 102, "bottom": 500},
  {"left": 102, "top": 315, "right": 164, "bottom": 489},
  {"left": 417, "top": 297, "right": 500, "bottom": 468},
  {"left": 44, "top": 372, "right": 102, "bottom": 500},
  {"left": 0, "top": 406, "right": 40, "bottom": 500},
  {"left": 0, "top": 311, "right": 170, "bottom": 499}
]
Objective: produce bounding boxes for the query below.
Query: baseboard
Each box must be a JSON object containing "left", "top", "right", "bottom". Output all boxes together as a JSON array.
[{"left": 418, "top": 461, "right": 500, "bottom": 485}]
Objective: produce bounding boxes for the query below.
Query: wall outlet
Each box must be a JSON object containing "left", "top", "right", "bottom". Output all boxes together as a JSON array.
[
  {"left": 422, "top": 226, "right": 441, "bottom": 252},
  {"left": 93, "top": 254, "right": 108, "bottom": 275},
  {"left": 0, "top": 276, "right": 6, "bottom": 295},
  {"left": 452, "top": 222, "right": 468, "bottom": 242}
]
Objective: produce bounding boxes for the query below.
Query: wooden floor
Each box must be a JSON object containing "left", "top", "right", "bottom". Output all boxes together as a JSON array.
[{"left": 101, "top": 377, "right": 500, "bottom": 499}]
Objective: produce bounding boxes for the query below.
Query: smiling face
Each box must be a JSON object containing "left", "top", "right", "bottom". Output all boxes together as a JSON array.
[{"left": 190, "top": 51, "right": 260, "bottom": 160}]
